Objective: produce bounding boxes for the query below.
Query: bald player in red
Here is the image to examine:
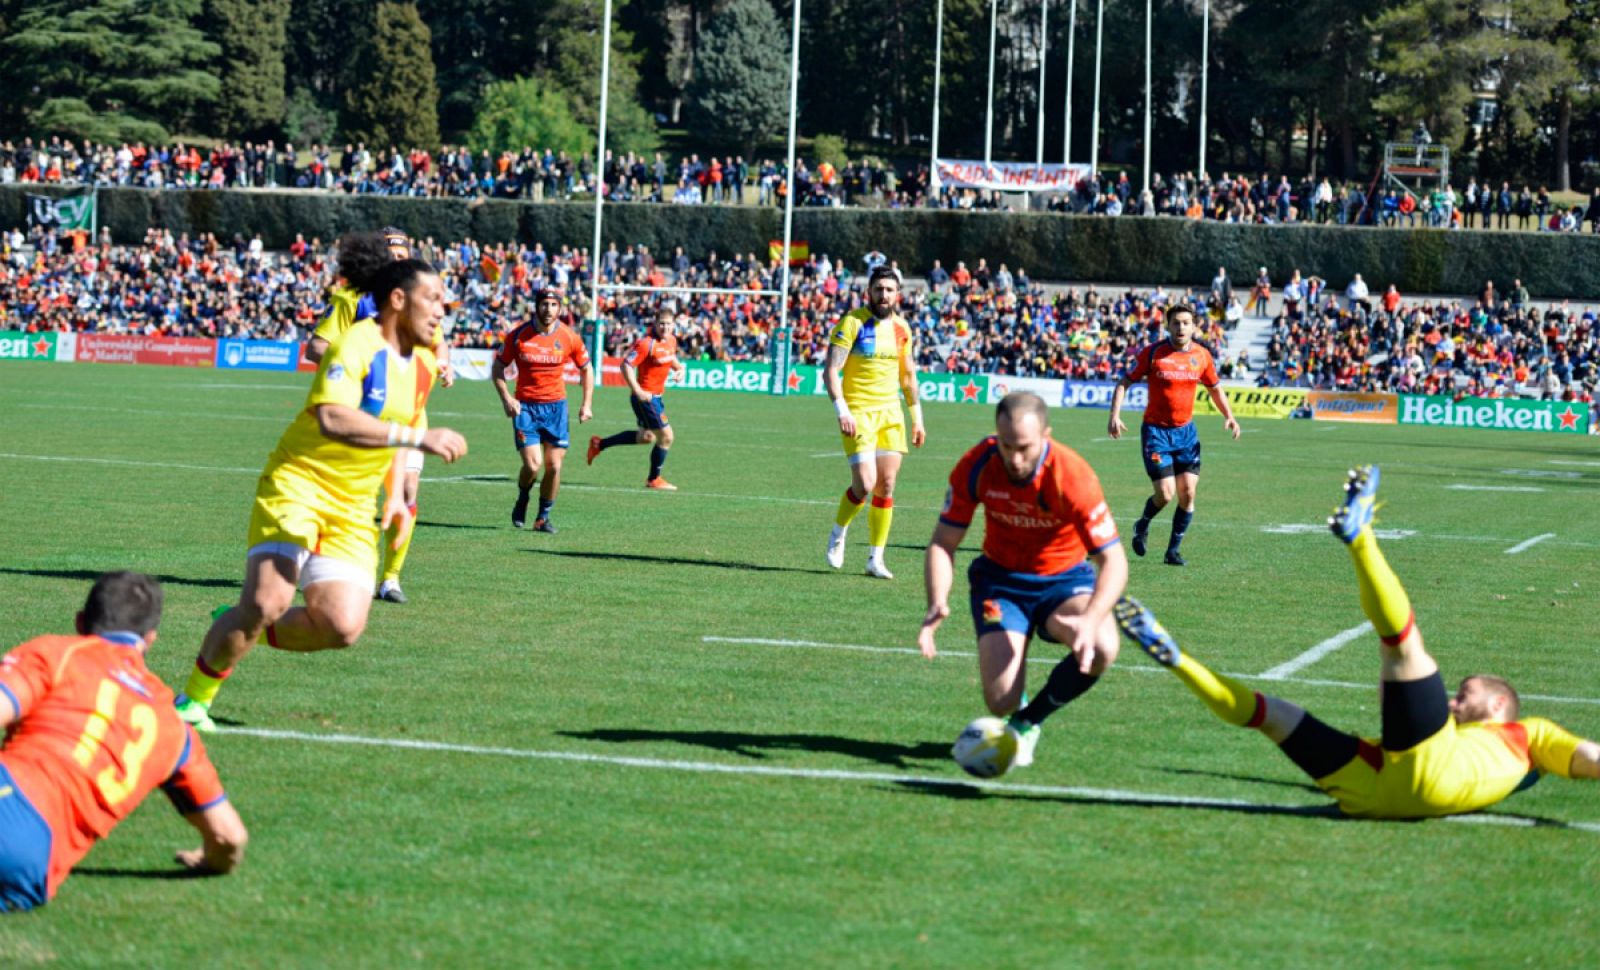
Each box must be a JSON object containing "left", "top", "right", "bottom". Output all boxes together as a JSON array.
[
  {"left": 587, "top": 305, "right": 687, "bottom": 489},
  {"left": 492, "top": 285, "right": 595, "bottom": 533},
  {"left": 919, "top": 391, "right": 1128, "bottom": 774},
  {"left": 1108, "top": 303, "right": 1239, "bottom": 566},
  {"left": 0, "top": 573, "right": 246, "bottom": 911}
]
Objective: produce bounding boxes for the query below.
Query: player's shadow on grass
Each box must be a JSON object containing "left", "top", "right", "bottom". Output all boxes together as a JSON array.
[
  {"left": 75, "top": 866, "right": 216, "bottom": 881},
  {"left": 0, "top": 566, "right": 236, "bottom": 590},
  {"left": 560, "top": 728, "right": 950, "bottom": 769},
  {"left": 1156, "top": 766, "right": 1323, "bottom": 796},
  {"left": 415, "top": 520, "right": 499, "bottom": 531},
  {"left": 525, "top": 549, "right": 834, "bottom": 575},
  {"left": 889, "top": 779, "right": 1347, "bottom": 820}
]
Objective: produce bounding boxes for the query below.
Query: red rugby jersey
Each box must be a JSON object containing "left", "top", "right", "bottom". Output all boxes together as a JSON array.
[
  {"left": 941, "top": 436, "right": 1120, "bottom": 575},
  {"left": 0, "top": 634, "right": 227, "bottom": 899},
  {"left": 625, "top": 334, "right": 680, "bottom": 395},
  {"left": 496, "top": 322, "right": 590, "bottom": 403},
  {"left": 1124, "top": 339, "right": 1219, "bottom": 427}
]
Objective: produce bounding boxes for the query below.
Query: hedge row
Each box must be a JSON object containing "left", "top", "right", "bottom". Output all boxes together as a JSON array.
[{"left": 8, "top": 185, "right": 1599, "bottom": 298}]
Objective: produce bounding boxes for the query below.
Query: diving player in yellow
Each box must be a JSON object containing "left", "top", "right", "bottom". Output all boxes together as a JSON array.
[
  {"left": 1114, "top": 465, "right": 1599, "bottom": 819},
  {"left": 306, "top": 229, "right": 455, "bottom": 603},
  {"left": 823, "top": 265, "right": 925, "bottom": 579},
  {"left": 176, "top": 259, "right": 469, "bottom": 731}
]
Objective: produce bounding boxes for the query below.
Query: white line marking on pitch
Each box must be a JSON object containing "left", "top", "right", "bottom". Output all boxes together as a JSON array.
[
  {"left": 1262, "top": 524, "right": 1418, "bottom": 539},
  {"left": 700, "top": 636, "right": 1600, "bottom": 706},
  {"left": 1445, "top": 485, "right": 1545, "bottom": 493},
  {"left": 1548, "top": 460, "right": 1600, "bottom": 467},
  {"left": 214, "top": 726, "right": 1600, "bottom": 834},
  {"left": 0, "top": 452, "right": 259, "bottom": 475},
  {"left": 1257, "top": 624, "right": 1374, "bottom": 680},
  {"left": 1506, "top": 533, "right": 1556, "bottom": 555},
  {"left": 1502, "top": 469, "right": 1581, "bottom": 479}
]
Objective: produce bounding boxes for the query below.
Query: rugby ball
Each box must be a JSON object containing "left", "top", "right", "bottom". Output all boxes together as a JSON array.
[{"left": 951, "top": 716, "right": 1017, "bottom": 779}]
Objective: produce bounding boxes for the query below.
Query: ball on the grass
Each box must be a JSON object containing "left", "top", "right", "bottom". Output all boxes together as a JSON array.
[{"left": 951, "top": 715, "right": 1016, "bottom": 779}]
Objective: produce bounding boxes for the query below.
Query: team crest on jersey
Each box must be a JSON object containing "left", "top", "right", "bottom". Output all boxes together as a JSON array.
[{"left": 327, "top": 363, "right": 346, "bottom": 381}]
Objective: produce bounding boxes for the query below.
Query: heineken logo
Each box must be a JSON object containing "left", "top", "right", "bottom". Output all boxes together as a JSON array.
[{"left": 1398, "top": 395, "right": 1588, "bottom": 434}]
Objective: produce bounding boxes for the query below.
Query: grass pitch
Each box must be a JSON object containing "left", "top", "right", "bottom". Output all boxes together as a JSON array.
[{"left": 1, "top": 362, "right": 1598, "bottom": 967}]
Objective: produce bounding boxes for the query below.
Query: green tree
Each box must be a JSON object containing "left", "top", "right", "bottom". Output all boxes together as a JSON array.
[
  {"left": 683, "top": 0, "right": 788, "bottom": 154},
  {"left": 342, "top": 2, "right": 442, "bottom": 147},
  {"left": 206, "top": 0, "right": 289, "bottom": 138},
  {"left": 466, "top": 75, "right": 596, "bottom": 156},
  {"left": 0, "top": 0, "right": 220, "bottom": 142},
  {"left": 543, "top": 0, "right": 660, "bottom": 154},
  {"left": 416, "top": 0, "right": 535, "bottom": 139}
]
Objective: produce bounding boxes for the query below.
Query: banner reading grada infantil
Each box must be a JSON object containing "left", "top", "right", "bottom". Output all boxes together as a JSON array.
[
  {"left": 1399, "top": 395, "right": 1590, "bottom": 434},
  {"left": 1193, "top": 386, "right": 1306, "bottom": 420}
]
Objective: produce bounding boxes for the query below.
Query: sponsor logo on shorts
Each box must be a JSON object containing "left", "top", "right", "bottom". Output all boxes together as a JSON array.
[{"left": 982, "top": 600, "right": 1004, "bottom": 624}]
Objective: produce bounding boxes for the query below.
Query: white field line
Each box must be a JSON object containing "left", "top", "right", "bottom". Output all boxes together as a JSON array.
[
  {"left": 0, "top": 452, "right": 260, "bottom": 475},
  {"left": 15, "top": 402, "right": 285, "bottom": 423},
  {"left": 214, "top": 725, "right": 1600, "bottom": 835},
  {"left": 197, "top": 382, "right": 302, "bottom": 390},
  {"left": 701, "top": 635, "right": 1600, "bottom": 707},
  {"left": 1548, "top": 460, "right": 1600, "bottom": 468},
  {"left": 1445, "top": 484, "right": 1545, "bottom": 493},
  {"left": 1506, "top": 533, "right": 1556, "bottom": 555},
  {"left": 1258, "top": 623, "right": 1374, "bottom": 680},
  {"left": 1502, "top": 468, "right": 1581, "bottom": 479}
]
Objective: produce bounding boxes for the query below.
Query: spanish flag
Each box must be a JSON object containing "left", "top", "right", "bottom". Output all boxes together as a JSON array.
[
  {"left": 481, "top": 254, "right": 502, "bottom": 284},
  {"left": 768, "top": 239, "right": 809, "bottom": 266}
]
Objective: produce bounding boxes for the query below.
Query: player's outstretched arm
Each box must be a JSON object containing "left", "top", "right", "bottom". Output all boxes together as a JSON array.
[
  {"left": 823, "top": 344, "right": 856, "bottom": 437},
  {"left": 1107, "top": 383, "right": 1129, "bottom": 438},
  {"left": 919, "top": 521, "right": 965, "bottom": 658},
  {"left": 490, "top": 359, "right": 518, "bottom": 418},
  {"left": 1208, "top": 385, "right": 1241, "bottom": 439},
  {"left": 177, "top": 800, "right": 248, "bottom": 875},
  {"left": 313, "top": 404, "right": 468, "bottom": 462},
  {"left": 1572, "top": 739, "right": 1600, "bottom": 780},
  {"left": 899, "top": 349, "right": 925, "bottom": 448}
]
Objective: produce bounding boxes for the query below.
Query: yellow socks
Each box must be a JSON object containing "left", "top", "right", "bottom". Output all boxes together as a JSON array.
[
  {"left": 834, "top": 487, "right": 865, "bottom": 529},
  {"left": 382, "top": 502, "right": 417, "bottom": 583},
  {"left": 183, "top": 657, "right": 230, "bottom": 707},
  {"left": 867, "top": 496, "right": 894, "bottom": 547},
  {"left": 1348, "top": 528, "right": 1414, "bottom": 644},
  {"left": 1172, "top": 654, "right": 1264, "bottom": 728}
]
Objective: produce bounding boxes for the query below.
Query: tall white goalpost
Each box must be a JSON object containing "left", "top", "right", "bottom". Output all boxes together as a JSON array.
[{"left": 584, "top": 0, "right": 804, "bottom": 395}]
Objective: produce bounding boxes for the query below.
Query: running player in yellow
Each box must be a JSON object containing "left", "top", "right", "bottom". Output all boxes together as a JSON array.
[
  {"left": 823, "top": 265, "right": 925, "bottom": 579},
  {"left": 1115, "top": 465, "right": 1599, "bottom": 819},
  {"left": 176, "top": 259, "right": 468, "bottom": 731},
  {"left": 306, "top": 229, "right": 455, "bottom": 603}
]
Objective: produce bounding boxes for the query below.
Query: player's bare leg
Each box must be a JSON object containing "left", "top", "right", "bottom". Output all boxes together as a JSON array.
[
  {"left": 534, "top": 444, "right": 566, "bottom": 533},
  {"left": 976, "top": 628, "right": 1029, "bottom": 717},
  {"left": 1002, "top": 594, "right": 1122, "bottom": 766},
  {"left": 864, "top": 451, "right": 900, "bottom": 578},
  {"left": 513, "top": 445, "right": 543, "bottom": 528},
  {"left": 1164, "top": 471, "right": 1199, "bottom": 566},
  {"left": 274, "top": 582, "right": 371, "bottom": 651},
  {"left": 180, "top": 552, "right": 299, "bottom": 731},
  {"left": 1132, "top": 475, "right": 1176, "bottom": 558},
  {"left": 828, "top": 453, "right": 877, "bottom": 569}
]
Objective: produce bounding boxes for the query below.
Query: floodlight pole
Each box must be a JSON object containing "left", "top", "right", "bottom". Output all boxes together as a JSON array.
[
  {"left": 773, "top": 0, "right": 802, "bottom": 392},
  {"left": 1035, "top": 0, "right": 1048, "bottom": 172},
  {"left": 1199, "top": 0, "right": 1209, "bottom": 180},
  {"left": 930, "top": 0, "right": 945, "bottom": 198},
  {"left": 1142, "top": 0, "right": 1151, "bottom": 193},
  {"left": 1064, "top": 0, "right": 1076, "bottom": 166},
  {"left": 984, "top": 0, "right": 998, "bottom": 168},
  {"left": 587, "top": 0, "right": 615, "bottom": 368},
  {"left": 1090, "top": 0, "right": 1103, "bottom": 181}
]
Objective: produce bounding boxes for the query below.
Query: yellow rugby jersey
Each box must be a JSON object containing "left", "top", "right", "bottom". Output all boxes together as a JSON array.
[
  {"left": 315, "top": 284, "right": 445, "bottom": 355},
  {"left": 1321, "top": 716, "right": 1584, "bottom": 819},
  {"left": 828, "top": 308, "right": 912, "bottom": 411},
  {"left": 263, "top": 321, "right": 437, "bottom": 512}
]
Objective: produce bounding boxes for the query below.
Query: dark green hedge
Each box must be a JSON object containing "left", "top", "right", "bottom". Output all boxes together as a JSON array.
[{"left": 8, "top": 185, "right": 1598, "bottom": 297}]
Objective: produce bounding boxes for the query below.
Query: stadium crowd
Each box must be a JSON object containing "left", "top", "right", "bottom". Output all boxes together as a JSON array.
[
  {"left": 7, "top": 135, "right": 1599, "bottom": 232},
  {"left": 3, "top": 221, "right": 1597, "bottom": 413}
]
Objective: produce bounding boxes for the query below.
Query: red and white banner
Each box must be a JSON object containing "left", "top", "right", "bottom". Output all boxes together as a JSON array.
[
  {"left": 935, "top": 159, "right": 1091, "bottom": 193},
  {"left": 75, "top": 333, "right": 215, "bottom": 367}
]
